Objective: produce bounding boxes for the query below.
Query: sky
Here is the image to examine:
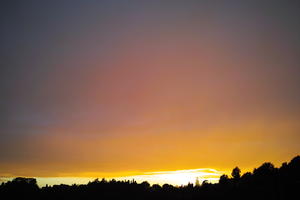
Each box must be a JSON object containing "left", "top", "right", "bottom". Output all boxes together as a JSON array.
[{"left": 0, "top": 0, "right": 300, "bottom": 186}]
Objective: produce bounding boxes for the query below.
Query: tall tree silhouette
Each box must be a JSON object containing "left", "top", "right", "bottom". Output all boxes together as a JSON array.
[{"left": 231, "top": 167, "right": 241, "bottom": 179}]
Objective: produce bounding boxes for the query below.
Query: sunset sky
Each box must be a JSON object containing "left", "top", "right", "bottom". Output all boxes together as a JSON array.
[{"left": 0, "top": 1, "right": 300, "bottom": 186}]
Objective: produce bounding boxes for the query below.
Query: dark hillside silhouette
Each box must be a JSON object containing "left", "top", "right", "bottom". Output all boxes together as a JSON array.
[{"left": 1, "top": 155, "right": 299, "bottom": 200}]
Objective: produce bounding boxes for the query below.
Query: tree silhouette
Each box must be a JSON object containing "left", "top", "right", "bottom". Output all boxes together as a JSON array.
[
  {"left": 0, "top": 155, "right": 299, "bottom": 200},
  {"left": 219, "top": 174, "right": 229, "bottom": 184},
  {"left": 231, "top": 167, "right": 241, "bottom": 179}
]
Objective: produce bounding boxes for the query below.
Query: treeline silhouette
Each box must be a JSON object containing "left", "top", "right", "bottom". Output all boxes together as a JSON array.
[{"left": 1, "top": 155, "right": 299, "bottom": 200}]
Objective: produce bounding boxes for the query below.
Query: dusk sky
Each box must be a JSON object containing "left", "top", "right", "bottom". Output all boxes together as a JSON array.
[{"left": 1, "top": 1, "right": 300, "bottom": 185}]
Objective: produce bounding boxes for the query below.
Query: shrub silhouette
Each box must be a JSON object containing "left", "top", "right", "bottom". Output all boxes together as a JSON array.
[
  {"left": 219, "top": 174, "right": 229, "bottom": 184},
  {"left": 1, "top": 155, "right": 300, "bottom": 200}
]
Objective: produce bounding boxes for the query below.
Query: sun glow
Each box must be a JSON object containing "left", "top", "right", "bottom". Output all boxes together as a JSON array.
[
  {"left": 24, "top": 168, "right": 223, "bottom": 187},
  {"left": 117, "top": 168, "right": 222, "bottom": 186}
]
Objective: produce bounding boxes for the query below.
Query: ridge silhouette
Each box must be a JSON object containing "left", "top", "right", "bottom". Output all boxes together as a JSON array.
[{"left": 1, "top": 155, "right": 299, "bottom": 200}]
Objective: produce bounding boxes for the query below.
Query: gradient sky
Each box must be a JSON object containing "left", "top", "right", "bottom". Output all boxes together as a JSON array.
[{"left": 0, "top": 0, "right": 300, "bottom": 184}]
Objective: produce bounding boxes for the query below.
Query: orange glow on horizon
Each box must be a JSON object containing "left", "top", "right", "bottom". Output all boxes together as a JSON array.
[{"left": 0, "top": 168, "right": 225, "bottom": 187}]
